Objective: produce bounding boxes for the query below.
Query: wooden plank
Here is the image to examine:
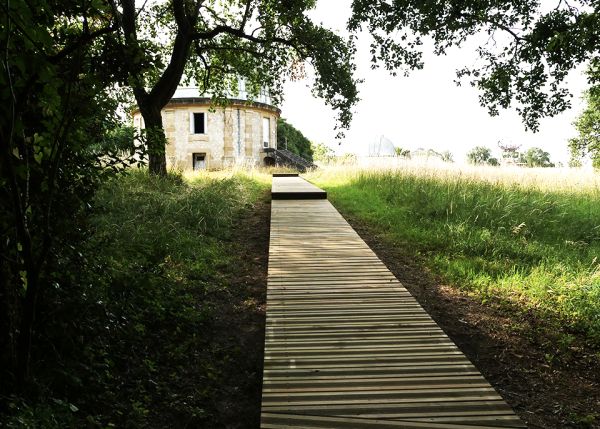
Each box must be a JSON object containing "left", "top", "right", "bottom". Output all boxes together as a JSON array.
[
  {"left": 260, "top": 178, "right": 524, "bottom": 428},
  {"left": 271, "top": 175, "right": 327, "bottom": 199}
]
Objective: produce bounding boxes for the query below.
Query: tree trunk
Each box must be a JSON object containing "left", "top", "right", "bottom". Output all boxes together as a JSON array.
[
  {"left": 16, "top": 265, "right": 38, "bottom": 385},
  {"left": 0, "top": 258, "right": 18, "bottom": 381},
  {"left": 139, "top": 104, "right": 168, "bottom": 176}
]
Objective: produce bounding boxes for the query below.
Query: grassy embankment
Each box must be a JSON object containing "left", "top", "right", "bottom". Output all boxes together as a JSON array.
[
  {"left": 4, "top": 169, "right": 271, "bottom": 428},
  {"left": 308, "top": 165, "right": 600, "bottom": 348}
]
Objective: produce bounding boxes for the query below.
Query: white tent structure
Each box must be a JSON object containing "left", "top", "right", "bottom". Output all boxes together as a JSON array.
[{"left": 368, "top": 135, "right": 397, "bottom": 157}]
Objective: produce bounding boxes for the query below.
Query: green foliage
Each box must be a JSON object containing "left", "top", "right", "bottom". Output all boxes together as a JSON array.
[
  {"left": 0, "top": 0, "right": 138, "bottom": 386},
  {"left": 569, "top": 78, "right": 600, "bottom": 168},
  {"left": 521, "top": 147, "right": 555, "bottom": 168},
  {"left": 1, "top": 171, "right": 268, "bottom": 427},
  {"left": 467, "top": 146, "right": 499, "bottom": 166},
  {"left": 311, "top": 170, "right": 600, "bottom": 344},
  {"left": 182, "top": 0, "right": 361, "bottom": 123},
  {"left": 2, "top": 397, "right": 78, "bottom": 429},
  {"left": 440, "top": 151, "right": 454, "bottom": 163},
  {"left": 349, "top": 0, "right": 600, "bottom": 130},
  {"left": 277, "top": 118, "right": 314, "bottom": 161},
  {"left": 394, "top": 147, "right": 411, "bottom": 158},
  {"left": 311, "top": 142, "right": 335, "bottom": 163}
]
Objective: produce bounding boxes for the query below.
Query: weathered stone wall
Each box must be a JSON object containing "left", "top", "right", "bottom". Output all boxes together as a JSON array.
[{"left": 133, "top": 100, "right": 279, "bottom": 170}]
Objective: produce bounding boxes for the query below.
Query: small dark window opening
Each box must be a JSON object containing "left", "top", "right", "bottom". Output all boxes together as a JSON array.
[
  {"left": 193, "top": 113, "right": 205, "bottom": 134},
  {"left": 193, "top": 153, "right": 206, "bottom": 170},
  {"left": 264, "top": 156, "right": 275, "bottom": 166}
]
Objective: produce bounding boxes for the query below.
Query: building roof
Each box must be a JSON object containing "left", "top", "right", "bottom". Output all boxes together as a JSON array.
[
  {"left": 131, "top": 86, "right": 281, "bottom": 115},
  {"left": 166, "top": 96, "right": 281, "bottom": 115}
]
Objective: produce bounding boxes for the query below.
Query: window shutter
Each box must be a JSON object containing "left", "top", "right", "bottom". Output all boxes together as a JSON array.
[{"left": 189, "top": 112, "right": 194, "bottom": 133}]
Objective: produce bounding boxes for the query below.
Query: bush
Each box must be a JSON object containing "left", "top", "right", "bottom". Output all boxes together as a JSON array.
[{"left": 1, "top": 170, "right": 268, "bottom": 427}]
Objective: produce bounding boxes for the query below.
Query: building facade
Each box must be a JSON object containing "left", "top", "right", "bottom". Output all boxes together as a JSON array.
[{"left": 132, "top": 88, "right": 280, "bottom": 170}]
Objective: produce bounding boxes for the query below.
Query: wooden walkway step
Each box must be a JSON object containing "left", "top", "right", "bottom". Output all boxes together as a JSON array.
[
  {"left": 271, "top": 175, "right": 327, "bottom": 200},
  {"left": 261, "top": 176, "right": 525, "bottom": 429}
]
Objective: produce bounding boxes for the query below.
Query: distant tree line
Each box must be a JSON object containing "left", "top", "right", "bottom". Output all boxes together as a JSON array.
[
  {"left": 396, "top": 148, "right": 454, "bottom": 162},
  {"left": 467, "top": 146, "right": 555, "bottom": 167}
]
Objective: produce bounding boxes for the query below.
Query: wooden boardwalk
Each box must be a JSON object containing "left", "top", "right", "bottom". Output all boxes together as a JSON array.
[
  {"left": 261, "top": 176, "right": 525, "bottom": 429},
  {"left": 271, "top": 175, "right": 327, "bottom": 200}
]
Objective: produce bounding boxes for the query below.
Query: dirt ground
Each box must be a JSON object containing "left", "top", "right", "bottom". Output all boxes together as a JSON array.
[
  {"left": 214, "top": 196, "right": 599, "bottom": 429},
  {"left": 210, "top": 195, "right": 271, "bottom": 429}
]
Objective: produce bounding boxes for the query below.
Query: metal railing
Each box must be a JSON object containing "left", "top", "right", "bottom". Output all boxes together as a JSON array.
[{"left": 265, "top": 148, "right": 316, "bottom": 172}]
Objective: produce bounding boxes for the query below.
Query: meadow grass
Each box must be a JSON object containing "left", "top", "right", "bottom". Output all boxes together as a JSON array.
[
  {"left": 85, "top": 168, "right": 271, "bottom": 426},
  {"left": 307, "top": 164, "right": 600, "bottom": 344},
  {"left": 4, "top": 168, "right": 271, "bottom": 428}
]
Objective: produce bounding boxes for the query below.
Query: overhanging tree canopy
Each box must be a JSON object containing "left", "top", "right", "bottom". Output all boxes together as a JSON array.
[{"left": 349, "top": 0, "right": 600, "bottom": 131}]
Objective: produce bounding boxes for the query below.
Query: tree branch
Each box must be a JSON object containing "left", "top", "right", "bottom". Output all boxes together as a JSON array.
[
  {"left": 173, "top": 0, "right": 191, "bottom": 33},
  {"left": 49, "top": 24, "right": 117, "bottom": 63},
  {"left": 147, "top": 0, "right": 199, "bottom": 107},
  {"left": 200, "top": 4, "right": 228, "bottom": 25},
  {"left": 196, "top": 41, "right": 267, "bottom": 58},
  {"left": 121, "top": 0, "right": 137, "bottom": 41},
  {"left": 193, "top": 24, "right": 305, "bottom": 56},
  {"left": 240, "top": 0, "right": 252, "bottom": 30}
]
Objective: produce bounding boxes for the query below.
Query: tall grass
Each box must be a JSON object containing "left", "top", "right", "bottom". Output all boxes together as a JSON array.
[
  {"left": 308, "top": 165, "right": 600, "bottom": 344},
  {"left": 3, "top": 168, "right": 270, "bottom": 428}
]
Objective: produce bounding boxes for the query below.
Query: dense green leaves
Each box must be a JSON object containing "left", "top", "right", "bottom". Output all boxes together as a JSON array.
[
  {"left": 0, "top": 0, "right": 138, "bottom": 390},
  {"left": 349, "top": 0, "right": 600, "bottom": 130},
  {"left": 521, "top": 147, "right": 555, "bottom": 167},
  {"left": 569, "top": 66, "right": 600, "bottom": 168},
  {"left": 277, "top": 118, "right": 313, "bottom": 161},
  {"left": 467, "top": 146, "right": 499, "bottom": 165}
]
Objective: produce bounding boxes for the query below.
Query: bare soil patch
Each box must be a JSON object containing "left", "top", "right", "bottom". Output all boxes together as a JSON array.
[{"left": 207, "top": 195, "right": 270, "bottom": 429}]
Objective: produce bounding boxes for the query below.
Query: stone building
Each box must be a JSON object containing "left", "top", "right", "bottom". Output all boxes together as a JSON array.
[{"left": 132, "top": 87, "right": 280, "bottom": 170}]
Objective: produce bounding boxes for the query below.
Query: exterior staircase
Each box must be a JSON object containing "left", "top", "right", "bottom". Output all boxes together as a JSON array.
[{"left": 264, "top": 148, "right": 317, "bottom": 172}]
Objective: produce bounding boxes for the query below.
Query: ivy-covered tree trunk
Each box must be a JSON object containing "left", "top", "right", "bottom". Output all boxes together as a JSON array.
[{"left": 138, "top": 103, "right": 168, "bottom": 176}]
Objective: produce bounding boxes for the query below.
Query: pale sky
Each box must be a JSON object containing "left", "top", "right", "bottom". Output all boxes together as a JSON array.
[{"left": 281, "top": 0, "right": 589, "bottom": 165}]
